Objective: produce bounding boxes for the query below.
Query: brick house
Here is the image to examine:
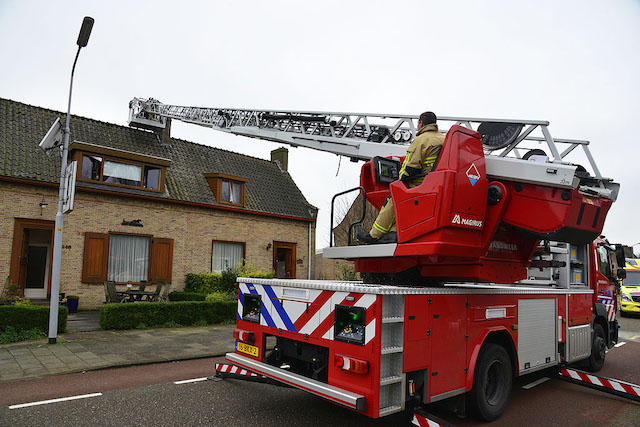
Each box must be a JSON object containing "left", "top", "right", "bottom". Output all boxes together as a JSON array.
[{"left": 0, "top": 98, "right": 317, "bottom": 309}]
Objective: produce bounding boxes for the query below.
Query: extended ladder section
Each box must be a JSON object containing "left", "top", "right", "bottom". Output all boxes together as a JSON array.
[{"left": 128, "top": 98, "right": 618, "bottom": 201}]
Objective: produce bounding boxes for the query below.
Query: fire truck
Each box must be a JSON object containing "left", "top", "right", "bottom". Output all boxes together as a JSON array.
[{"left": 128, "top": 100, "right": 630, "bottom": 422}]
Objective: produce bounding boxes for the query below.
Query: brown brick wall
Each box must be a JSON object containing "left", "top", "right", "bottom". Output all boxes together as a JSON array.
[{"left": 0, "top": 181, "right": 315, "bottom": 310}]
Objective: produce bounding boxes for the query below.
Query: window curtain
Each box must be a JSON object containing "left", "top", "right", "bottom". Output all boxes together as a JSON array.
[
  {"left": 103, "top": 161, "right": 141, "bottom": 183},
  {"left": 230, "top": 182, "right": 241, "bottom": 204},
  {"left": 108, "top": 235, "right": 150, "bottom": 282},
  {"left": 212, "top": 241, "right": 243, "bottom": 272}
]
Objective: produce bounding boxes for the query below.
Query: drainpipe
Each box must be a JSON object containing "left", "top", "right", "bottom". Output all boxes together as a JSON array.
[{"left": 308, "top": 222, "right": 312, "bottom": 279}]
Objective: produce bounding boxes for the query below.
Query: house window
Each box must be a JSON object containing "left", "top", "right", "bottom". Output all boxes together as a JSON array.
[
  {"left": 103, "top": 160, "right": 142, "bottom": 187},
  {"left": 203, "top": 173, "right": 248, "bottom": 207},
  {"left": 221, "top": 180, "right": 242, "bottom": 204},
  {"left": 72, "top": 144, "right": 168, "bottom": 193},
  {"left": 212, "top": 241, "right": 245, "bottom": 272},
  {"left": 82, "top": 232, "right": 174, "bottom": 284},
  {"left": 144, "top": 166, "right": 161, "bottom": 190},
  {"left": 107, "top": 234, "right": 150, "bottom": 282},
  {"left": 81, "top": 155, "right": 102, "bottom": 180}
]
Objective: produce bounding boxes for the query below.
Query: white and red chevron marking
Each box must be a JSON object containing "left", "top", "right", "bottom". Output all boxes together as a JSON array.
[
  {"left": 215, "top": 363, "right": 263, "bottom": 378},
  {"left": 411, "top": 414, "right": 443, "bottom": 427},
  {"left": 597, "top": 295, "right": 616, "bottom": 322},
  {"left": 238, "top": 282, "right": 379, "bottom": 344},
  {"left": 560, "top": 368, "right": 640, "bottom": 398}
]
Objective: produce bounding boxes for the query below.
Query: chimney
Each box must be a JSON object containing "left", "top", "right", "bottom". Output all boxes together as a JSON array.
[
  {"left": 271, "top": 147, "right": 288, "bottom": 172},
  {"left": 158, "top": 118, "right": 172, "bottom": 145}
]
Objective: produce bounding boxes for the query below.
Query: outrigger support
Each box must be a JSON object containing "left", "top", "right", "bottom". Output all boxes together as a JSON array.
[
  {"left": 556, "top": 367, "right": 640, "bottom": 403},
  {"left": 211, "top": 363, "right": 290, "bottom": 388}
]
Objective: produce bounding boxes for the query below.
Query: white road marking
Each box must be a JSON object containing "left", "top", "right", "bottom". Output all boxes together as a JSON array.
[
  {"left": 522, "top": 377, "right": 550, "bottom": 390},
  {"left": 9, "top": 393, "right": 102, "bottom": 409},
  {"left": 173, "top": 377, "right": 208, "bottom": 385},
  {"left": 614, "top": 341, "right": 627, "bottom": 348}
]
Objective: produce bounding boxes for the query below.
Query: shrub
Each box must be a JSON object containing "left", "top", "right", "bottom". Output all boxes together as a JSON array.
[
  {"left": 0, "top": 326, "right": 46, "bottom": 344},
  {"left": 338, "top": 265, "right": 358, "bottom": 281},
  {"left": 99, "top": 301, "right": 237, "bottom": 330},
  {"left": 185, "top": 260, "right": 275, "bottom": 295},
  {"left": 168, "top": 292, "right": 207, "bottom": 301},
  {"left": 205, "top": 291, "right": 233, "bottom": 302},
  {"left": 184, "top": 273, "right": 223, "bottom": 294},
  {"left": 0, "top": 305, "right": 67, "bottom": 334}
]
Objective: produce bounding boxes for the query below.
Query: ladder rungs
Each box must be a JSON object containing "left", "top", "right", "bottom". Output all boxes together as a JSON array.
[{"left": 382, "top": 316, "right": 404, "bottom": 324}]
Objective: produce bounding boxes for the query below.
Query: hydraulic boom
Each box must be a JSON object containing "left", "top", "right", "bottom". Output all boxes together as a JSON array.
[{"left": 128, "top": 98, "right": 620, "bottom": 284}]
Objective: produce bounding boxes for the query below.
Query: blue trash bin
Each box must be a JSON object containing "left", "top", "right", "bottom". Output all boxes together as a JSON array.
[{"left": 66, "top": 297, "right": 79, "bottom": 313}]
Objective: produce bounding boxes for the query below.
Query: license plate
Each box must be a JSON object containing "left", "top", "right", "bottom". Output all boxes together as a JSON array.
[{"left": 236, "top": 341, "right": 259, "bottom": 357}]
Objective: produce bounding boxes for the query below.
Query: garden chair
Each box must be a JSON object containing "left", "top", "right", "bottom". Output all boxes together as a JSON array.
[
  {"left": 104, "top": 281, "right": 127, "bottom": 303},
  {"left": 147, "top": 282, "right": 164, "bottom": 302},
  {"left": 158, "top": 282, "right": 172, "bottom": 302}
]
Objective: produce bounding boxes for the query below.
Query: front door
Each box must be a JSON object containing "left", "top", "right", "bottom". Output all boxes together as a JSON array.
[
  {"left": 10, "top": 219, "right": 54, "bottom": 300},
  {"left": 24, "top": 243, "right": 50, "bottom": 299},
  {"left": 273, "top": 241, "right": 296, "bottom": 279}
]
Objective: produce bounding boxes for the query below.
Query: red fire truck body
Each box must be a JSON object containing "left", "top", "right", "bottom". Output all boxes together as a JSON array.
[
  {"left": 127, "top": 99, "right": 624, "bottom": 421},
  {"left": 228, "top": 236, "right": 619, "bottom": 420}
]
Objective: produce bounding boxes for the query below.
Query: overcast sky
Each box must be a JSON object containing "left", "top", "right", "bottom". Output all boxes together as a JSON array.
[{"left": 1, "top": 0, "right": 639, "bottom": 250}]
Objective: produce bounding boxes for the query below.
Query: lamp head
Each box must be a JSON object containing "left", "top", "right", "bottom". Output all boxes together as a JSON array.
[{"left": 77, "top": 16, "right": 94, "bottom": 47}]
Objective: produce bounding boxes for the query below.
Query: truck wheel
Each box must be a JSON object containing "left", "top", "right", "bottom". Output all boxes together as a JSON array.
[
  {"left": 586, "top": 323, "right": 606, "bottom": 372},
  {"left": 468, "top": 343, "right": 512, "bottom": 421}
]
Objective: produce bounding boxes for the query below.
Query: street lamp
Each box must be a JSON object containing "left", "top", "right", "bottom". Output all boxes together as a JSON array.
[{"left": 47, "top": 16, "right": 94, "bottom": 344}]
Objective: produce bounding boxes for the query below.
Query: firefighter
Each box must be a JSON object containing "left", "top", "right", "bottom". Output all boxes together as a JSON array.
[{"left": 356, "top": 111, "right": 445, "bottom": 244}]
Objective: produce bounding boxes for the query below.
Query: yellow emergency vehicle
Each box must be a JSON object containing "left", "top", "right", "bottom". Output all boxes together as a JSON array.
[{"left": 620, "top": 259, "right": 640, "bottom": 316}]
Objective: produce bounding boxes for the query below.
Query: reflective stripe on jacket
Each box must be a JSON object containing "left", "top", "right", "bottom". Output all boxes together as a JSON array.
[{"left": 398, "top": 123, "right": 445, "bottom": 186}]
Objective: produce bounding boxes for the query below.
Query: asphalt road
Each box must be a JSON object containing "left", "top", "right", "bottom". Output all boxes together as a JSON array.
[{"left": 2, "top": 313, "right": 640, "bottom": 427}]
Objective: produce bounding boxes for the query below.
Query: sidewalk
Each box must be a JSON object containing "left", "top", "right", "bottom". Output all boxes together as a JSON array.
[{"left": 0, "top": 312, "right": 235, "bottom": 382}]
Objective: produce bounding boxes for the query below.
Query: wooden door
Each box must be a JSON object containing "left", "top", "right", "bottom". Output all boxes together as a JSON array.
[{"left": 273, "top": 241, "right": 296, "bottom": 279}]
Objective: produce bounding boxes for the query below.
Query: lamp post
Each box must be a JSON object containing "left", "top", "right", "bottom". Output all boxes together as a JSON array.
[{"left": 48, "top": 16, "right": 94, "bottom": 344}]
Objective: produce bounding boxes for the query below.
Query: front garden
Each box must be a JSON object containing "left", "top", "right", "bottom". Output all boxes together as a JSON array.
[{"left": 0, "top": 262, "right": 273, "bottom": 342}]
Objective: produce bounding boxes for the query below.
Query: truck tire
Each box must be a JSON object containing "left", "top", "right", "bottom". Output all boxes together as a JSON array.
[
  {"left": 468, "top": 343, "right": 512, "bottom": 421},
  {"left": 586, "top": 323, "right": 606, "bottom": 372}
]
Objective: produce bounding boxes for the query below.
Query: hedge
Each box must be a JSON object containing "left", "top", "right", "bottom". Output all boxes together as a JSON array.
[
  {"left": 168, "top": 291, "right": 207, "bottom": 301},
  {"left": 99, "top": 301, "right": 237, "bottom": 330},
  {"left": 185, "top": 265, "right": 274, "bottom": 295},
  {"left": 0, "top": 305, "right": 68, "bottom": 333}
]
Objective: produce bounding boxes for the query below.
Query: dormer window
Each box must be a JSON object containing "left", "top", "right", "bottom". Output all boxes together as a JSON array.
[
  {"left": 221, "top": 180, "right": 242, "bottom": 204},
  {"left": 71, "top": 142, "right": 170, "bottom": 193},
  {"left": 204, "top": 173, "right": 248, "bottom": 207}
]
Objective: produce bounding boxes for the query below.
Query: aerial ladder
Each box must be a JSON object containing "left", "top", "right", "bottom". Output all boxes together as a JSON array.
[{"left": 128, "top": 98, "right": 620, "bottom": 285}]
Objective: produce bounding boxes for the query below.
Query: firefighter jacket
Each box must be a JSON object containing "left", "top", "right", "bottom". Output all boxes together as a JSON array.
[{"left": 398, "top": 123, "right": 445, "bottom": 186}]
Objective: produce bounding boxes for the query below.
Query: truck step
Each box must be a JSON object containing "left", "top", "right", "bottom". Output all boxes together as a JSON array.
[
  {"left": 379, "top": 405, "right": 403, "bottom": 417},
  {"left": 381, "top": 346, "right": 403, "bottom": 355},
  {"left": 382, "top": 316, "right": 404, "bottom": 323},
  {"left": 380, "top": 375, "right": 403, "bottom": 386}
]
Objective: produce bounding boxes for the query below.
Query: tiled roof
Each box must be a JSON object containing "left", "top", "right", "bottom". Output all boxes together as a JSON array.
[{"left": 0, "top": 98, "right": 316, "bottom": 220}]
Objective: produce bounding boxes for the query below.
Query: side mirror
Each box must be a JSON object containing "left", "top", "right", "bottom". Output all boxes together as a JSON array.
[
  {"left": 617, "top": 268, "right": 627, "bottom": 280},
  {"left": 615, "top": 245, "right": 626, "bottom": 269}
]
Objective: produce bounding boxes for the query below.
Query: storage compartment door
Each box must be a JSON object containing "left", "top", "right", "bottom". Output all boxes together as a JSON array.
[{"left": 518, "top": 298, "right": 557, "bottom": 373}]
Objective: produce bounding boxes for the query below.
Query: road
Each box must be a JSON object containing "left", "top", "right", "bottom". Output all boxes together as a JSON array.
[{"left": 1, "top": 314, "right": 640, "bottom": 426}]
